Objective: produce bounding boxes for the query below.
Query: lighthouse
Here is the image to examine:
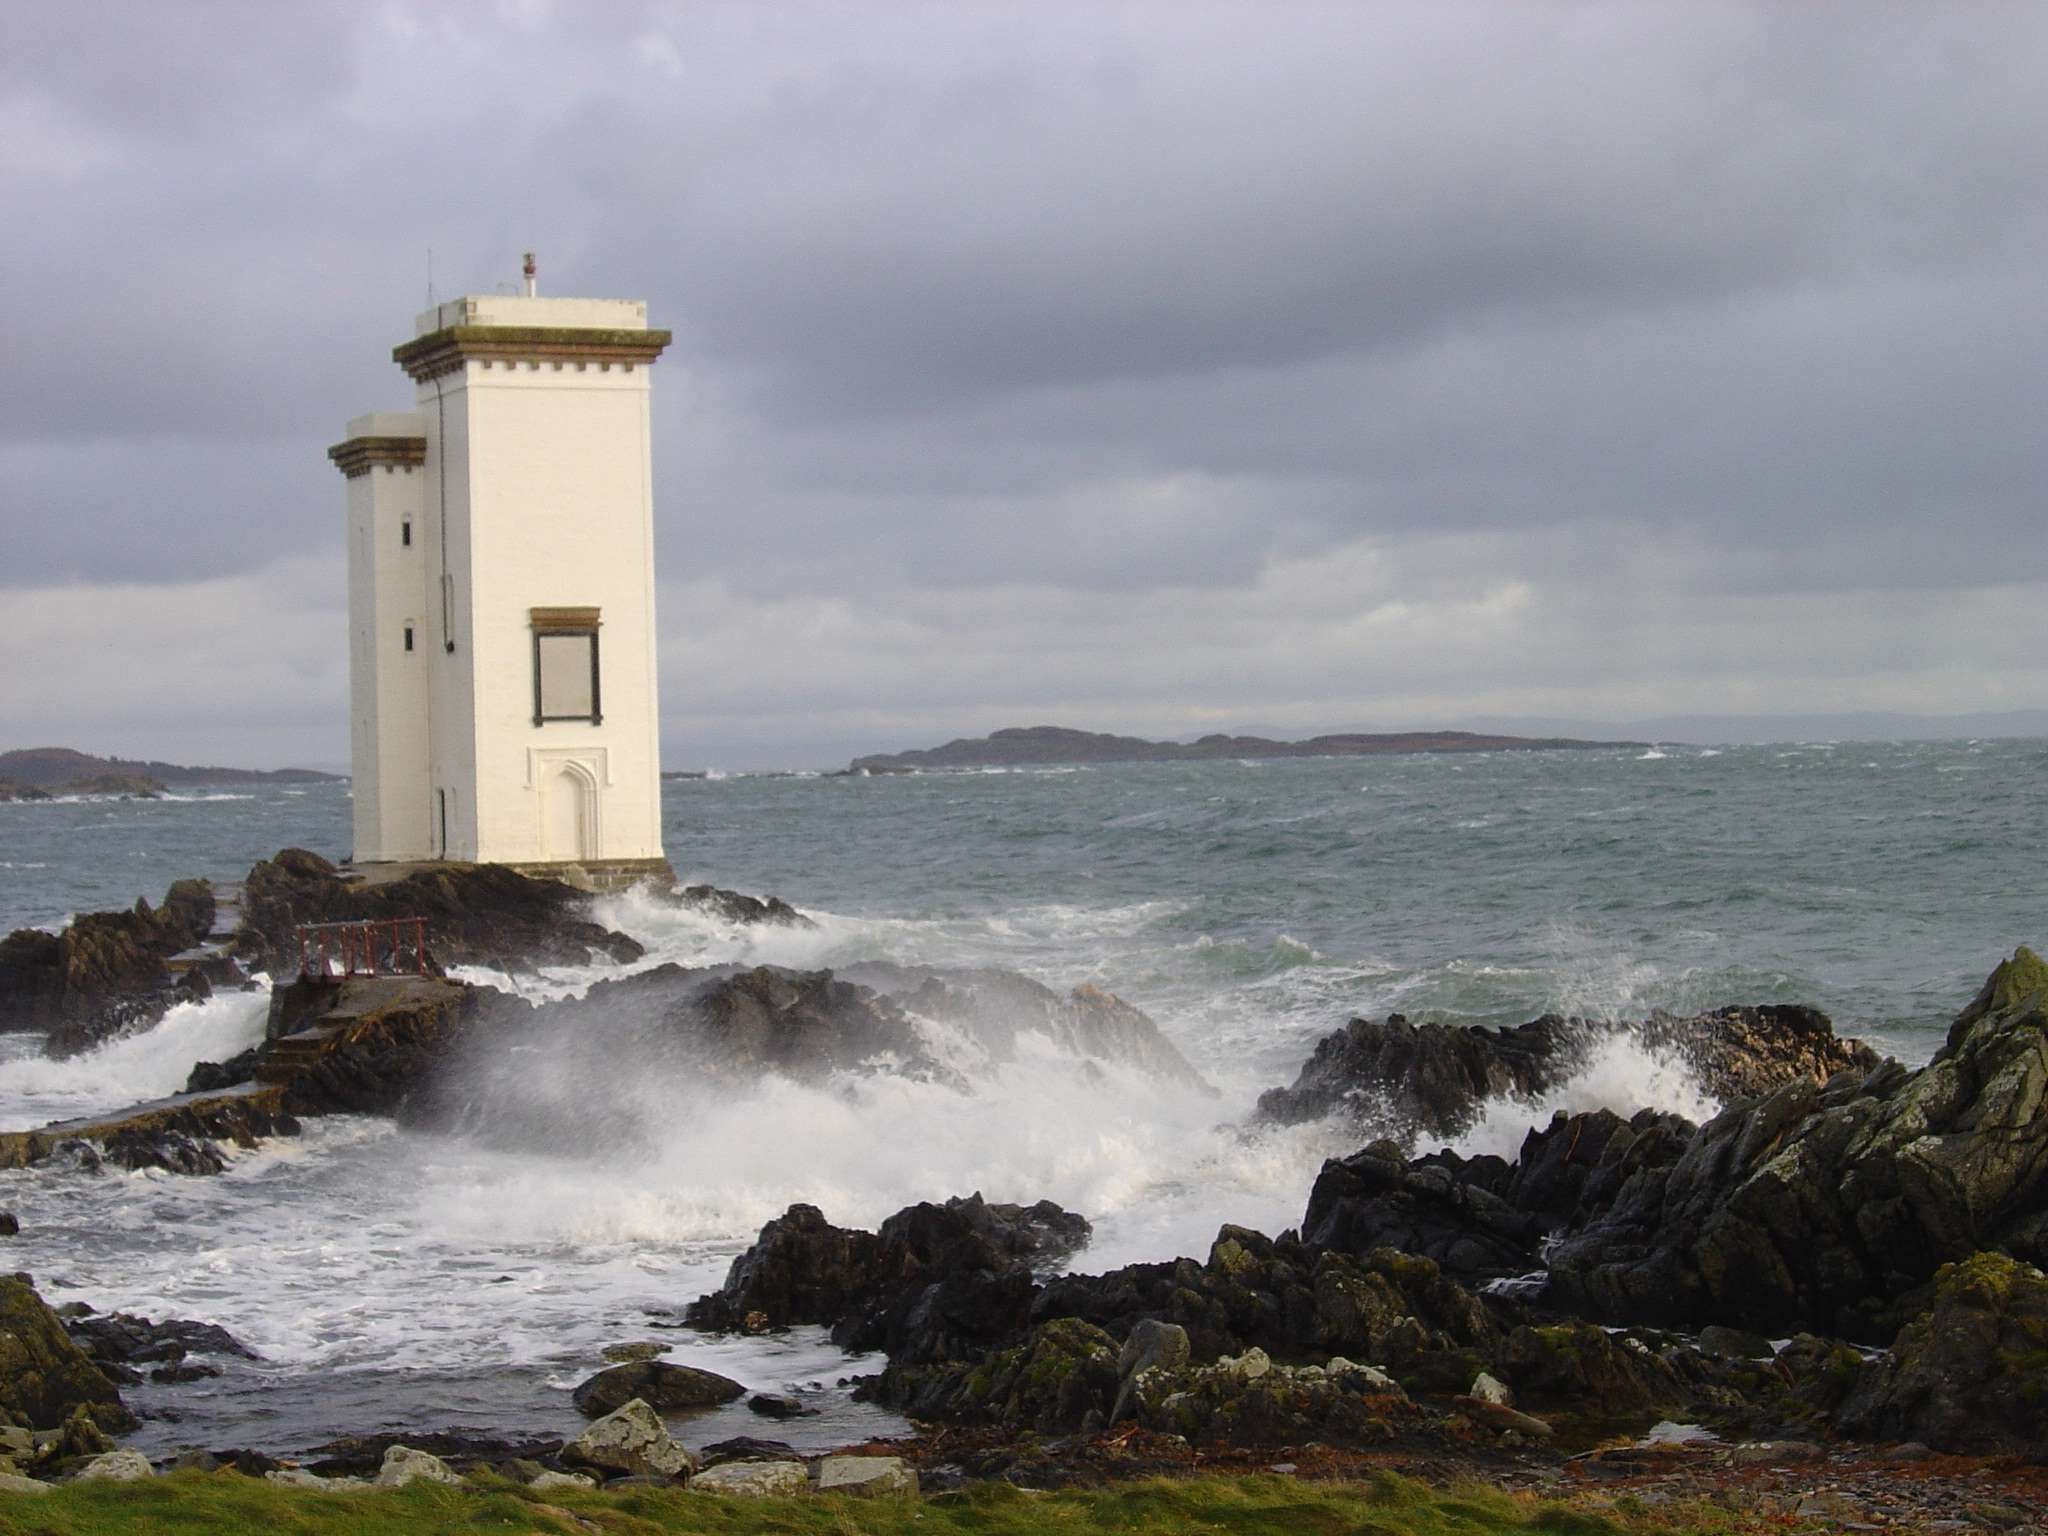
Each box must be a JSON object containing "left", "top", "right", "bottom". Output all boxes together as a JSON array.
[{"left": 329, "top": 259, "right": 673, "bottom": 889}]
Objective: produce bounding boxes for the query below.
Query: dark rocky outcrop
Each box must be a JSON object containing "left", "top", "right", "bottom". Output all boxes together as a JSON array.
[
  {"left": 1548, "top": 949, "right": 2048, "bottom": 1340},
  {"left": 0, "top": 1276, "right": 135, "bottom": 1432},
  {"left": 1298, "top": 1108, "right": 1695, "bottom": 1280},
  {"left": 1258, "top": 1006, "right": 1875, "bottom": 1144},
  {"left": 265, "top": 973, "right": 485, "bottom": 1121},
  {"left": 1834, "top": 1253, "right": 2048, "bottom": 1454},
  {"left": 0, "top": 1090, "right": 301, "bottom": 1176},
  {"left": 66, "top": 1312, "right": 258, "bottom": 1383},
  {"left": 0, "top": 878, "right": 219, "bottom": 1053},
  {"left": 184, "top": 1047, "right": 261, "bottom": 1094},
  {"left": 668, "top": 886, "right": 813, "bottom": 928},
  {"left": 571, "top": 1360, "right": 746, "bottom": 1417},
  {"left": 235, "top": 849, "right": 643, "bottom": 976},
  {"left": 687, "top": 1193, "right": 1091, "bottom": 1363}
]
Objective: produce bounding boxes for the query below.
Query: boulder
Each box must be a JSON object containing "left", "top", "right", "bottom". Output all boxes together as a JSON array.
[
  {"left": 1837, "top": 1251, "right": 2048, "bottom": 1453},
  {"left": 746, "top": 1393, "right": 815, "bottom": 1419},
  {"left": 563, "top": 1398, "right": 697, "bottom": 1480},
  {"left": 66, "top": 1312, "right": 257, "bottom": 1369},
  {"left": 266, "top": 1469, "right": 371, "bottom": 1490},
  {"left": 73, "top": 1449, "right": 153, "bottom": 1482},
  {"left": 375, "top": 1445, "right": 463, "bottom": 1487},
  {"left": 572, "top": 1361, "right": 745, "bottom": 1417},
  {"left": 1549, "top": 949, "right": 2048, "bottom": 1338},
  {"left": 0, "top": 1277, "right": 134, "bottom": 1432},
  {"left": 814, "top": 1455, "right": 917, "bottom": 1496},
  {"left": 670, "top": 886, "right": 813, "bottom": 929},
  {"left": 691, "top": 1459, "right": 810, "bottom": 1495},
  {"left": 1299, "top": 1140, "right": 1544, "bottom": 1278},
  {"left": 527, "top": 1470, "right": 597, "bottom": 1491},
  {"left": 686, "top": 1203, "right": 882, "bottom": 1333},
  {"left": 1258, "top": 1005, "right": 1874, "bottom": 1142},
  {"left": 0, "top": 1473, "right": 49, "bottom": 1493}
]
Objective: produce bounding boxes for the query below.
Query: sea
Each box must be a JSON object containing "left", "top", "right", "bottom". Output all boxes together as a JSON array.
[{"left": 0, "top": 739, "right": 2041, "bottom": 1456}]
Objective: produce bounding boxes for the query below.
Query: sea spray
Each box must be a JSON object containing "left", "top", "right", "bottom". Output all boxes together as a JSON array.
[{"left": 0, "top": 985, "right": 270, "bottom": 1130}]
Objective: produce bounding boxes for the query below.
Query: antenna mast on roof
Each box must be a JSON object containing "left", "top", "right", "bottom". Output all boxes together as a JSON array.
[{"left": 522, "top": 252, "right": 538, "bottom": 298}]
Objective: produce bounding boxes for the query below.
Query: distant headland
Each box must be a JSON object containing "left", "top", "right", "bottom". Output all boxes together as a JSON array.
[
  {"left": 0, "top": 747, "right": 342, "bottom": 802},
  {"left": 846, "top": 723, "right": 1646, "bottom": 774}
]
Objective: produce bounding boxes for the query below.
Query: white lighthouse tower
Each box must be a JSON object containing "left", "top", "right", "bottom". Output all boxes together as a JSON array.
[{"left": 330, "top": 258, "right": 673, "bottom": 888}]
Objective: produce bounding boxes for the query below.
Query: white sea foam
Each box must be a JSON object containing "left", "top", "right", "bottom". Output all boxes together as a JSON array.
[
  {"left": 1448, "top": 1029, "right": 1720, "bottom": 1162},
  {"left": 0, "top": 987, "right": 271, "bottom": 1130}
]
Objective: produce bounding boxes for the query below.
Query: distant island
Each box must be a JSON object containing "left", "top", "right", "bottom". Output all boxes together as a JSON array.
[
  {"left": 847, "top": 724, "right": 1646, "bottom": 774},
  {"left": 0, "top": 747, "right": 342, "bottom": 802}
]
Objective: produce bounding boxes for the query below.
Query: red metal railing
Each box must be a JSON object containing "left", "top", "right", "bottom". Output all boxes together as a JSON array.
[{"left": 296, "top": 918, "right": 429, "bottom": 980}]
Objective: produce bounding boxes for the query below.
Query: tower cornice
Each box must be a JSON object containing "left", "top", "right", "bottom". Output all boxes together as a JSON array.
[
  {"left": 393, "top": 325, "right": 673, "bottom": 382},
  {"left": 327, "top": 434, "right": 428, "bottom": 478}
]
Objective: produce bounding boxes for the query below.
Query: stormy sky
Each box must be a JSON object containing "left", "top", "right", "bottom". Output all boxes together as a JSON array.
[{"left": 3, "top": 2, "right": 2044, "bottom": 769}]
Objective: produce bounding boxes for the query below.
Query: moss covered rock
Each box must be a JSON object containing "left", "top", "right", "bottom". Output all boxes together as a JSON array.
[
  {"left": 1836, "top": 1251, "right": 2048, "bottom": 1453},
  {"left": 0, "top": 1277, "right": 133, "bottom": 1433}
]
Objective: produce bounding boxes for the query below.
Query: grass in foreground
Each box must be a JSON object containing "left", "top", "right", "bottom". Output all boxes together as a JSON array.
[{"left": 0, "top": 1470, "right": 1789, "bottom": 1536}]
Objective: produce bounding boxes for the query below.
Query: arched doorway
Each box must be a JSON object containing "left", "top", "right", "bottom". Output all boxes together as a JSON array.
[{"left": 542, "top": 760, "right": 596, "bottom": 862}]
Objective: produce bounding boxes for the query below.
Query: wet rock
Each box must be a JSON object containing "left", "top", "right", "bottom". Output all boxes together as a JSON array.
[
  {"left": 563, "top": 1398, "right": 698, "bottom": 1480},
  {"left": 66, "top": 1312, "right": 257, "bottom": 1368},
  {"left": 149, "top": 1362, "right": 221, "bottom": 1384},
  {"left": 685, "top": 1203, "right": 884, "bottom": 1333},
  {"left": 1299, "top": 1140, "right": 1545, "bottom": 1278},
  {"left": 183, "top": 1049, "right": 260, "bottom": 1094},
  {"left": 73, "top": 1449, "right": 153, "bottom": 1482},
  {"left": 1550, "top": 949, "right": 2048, "bottom": 1338},
  {"left": 572, "top": 1360, "right": 746, "bottom": 1417},
  {"left": 236, "top": 849, "right": 644, "bottom": 975},
  {"left": 747, "top": 1392, "right": 816, "bottom": 1419},
  {"left": 0, "top": 1215, "right": 15, "bottom": 1238},
  {"left": 670, "top": 886, "right": 813, "bottom": 929},
  {"left": 692, "top": 1459, "right": 810, "bottom": 1495},
  {"left": 375, "top": 1445, "right": 463, "bottom": 1487},
  {"left": 301, "top": 1431, "right": 558, "bottom": 1478},
  {"left": 1837, "top": 1251, "right": 2048, "bottom": 1453},
  {"left": 1, "top": 878, "right": 222, "bottom": 1052},
  {"left": 815, "top": 1455, "right": 917, "bottom": 1495},
  {"left": 1258, "top": 1005, "right": 1874, "bottom": 1142},
  {"left": 0, "top": 1276, "right": 134, "bottom": 1432}
]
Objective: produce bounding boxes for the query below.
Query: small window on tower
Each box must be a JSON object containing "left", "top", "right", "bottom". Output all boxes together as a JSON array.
[
  {"left": 404, "top": 626, "right": 415, "bottom": 653},
  {"left": 402, "top": 520, "right": 412, "bottom": 547},
  {"left": 531, "top": 607, "right": 602, "bottom": 725}
]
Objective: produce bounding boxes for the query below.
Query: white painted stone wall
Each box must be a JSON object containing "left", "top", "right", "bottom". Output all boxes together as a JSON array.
[{"left": 343, "top": 412, "right": 429, "bottom": 861}]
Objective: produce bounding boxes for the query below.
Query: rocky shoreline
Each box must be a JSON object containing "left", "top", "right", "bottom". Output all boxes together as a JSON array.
[{"left": 4, "top": 852, "right": 2048, "bottom": 1525}]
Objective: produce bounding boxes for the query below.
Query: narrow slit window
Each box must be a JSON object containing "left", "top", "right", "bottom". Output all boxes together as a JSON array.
[
  {"left": 401, "top": 520, "right": 412, "bottom": 547},
  {"left": 403, "top": 625, "right": 414, "bottom": 653},
  {"left": 531, "top": 607, "right": 602, "bottom": 725}
]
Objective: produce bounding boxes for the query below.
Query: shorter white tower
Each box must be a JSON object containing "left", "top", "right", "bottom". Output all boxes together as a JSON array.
[{"left": 331, "top": 265, "right": 673, "bottom": 888}]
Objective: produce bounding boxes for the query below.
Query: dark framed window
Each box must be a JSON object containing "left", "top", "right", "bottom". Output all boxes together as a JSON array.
[
  {"left": 401, "top": 520, "right": 412, "bottom": 547},
  {"left": 531, "top": 607, "right": 602, "bottom": 725},
  {"left": 403, "top": 625, "right": 414, "bottom": 652}
]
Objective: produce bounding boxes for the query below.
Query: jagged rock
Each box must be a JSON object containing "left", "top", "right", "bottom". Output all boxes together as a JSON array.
[
  {"left": 1549, "top": 949, "right": 2048, "bottom": 1338},
  {"left": 690, "top": 1459, "right": 810, "bottom": 1495},
  {"left": 1258, "top": 1006, "right": 1874, "bottom": 1141},
  {"left": 699, "top": 1436, "right": 801, "bottom": 1467},
  {"left": 375, "top": 1445, "right": 463, "bottom": 1487},
  {"left": 1, "top": 879, "right": 219, "bottom": 1052},
  {"left": 572, "top": 1361, "right": 746, "bottom": 1417},
  {"left": 1110, "top": 1319, "right": 1191, "bottom": 1422},
  {"left": 1698, "top": 1325, "right": 1775, "bottom": 1361},
  {"left": 1495, "top": 1322, "right": 1684, "bottom": 1417},
  {"left": 670, "top": 886, "right": 813, "bottom": 928},
  {"left": 266, "top": 974, "right": 483, "bottom": 1120},
  {"left": 1837, "top": 1252, "right": 2048, "bottom": 1453},
  {"left": 1470, "top": 1370, "right": 1511, "bottom": 1406},
  {"left": 73, "top": 1449, "right": 153, "bottom": 1481},
  {"left": 66, "top": 1312, "right": 257, "bottom": 1368},
  {"left": 236, "top": 849, "right": 643, "bottom": 975},
  {"left": 814, "top": 1455, "right": 917, "bottom": 1495},
  {"left": 300, "top": 1431, "right": 559, "bottom": 1479},
  {"left": 1299, "top": 1140, "right": 1544, "bottom": 1277},
  {"left": 0, "top": 1277, "right": 133, "bottom": 1432},
  {"left": 688, "top": 1193, "right": 1091, "bottom": 1365},
  {"left": 563, "top": 1398, "right": 696, "bottom": 1480},
  {"left": 184, "top": 1049, "right": 260, "bottom": 1094},
  {"left": 686, "top": 1203, "right": 883, "bottom": 1333}
]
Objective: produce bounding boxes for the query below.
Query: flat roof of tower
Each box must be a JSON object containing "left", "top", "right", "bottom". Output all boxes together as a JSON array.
[{"left": 413, "top": 295, "right": 649, "bottom": 336}]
